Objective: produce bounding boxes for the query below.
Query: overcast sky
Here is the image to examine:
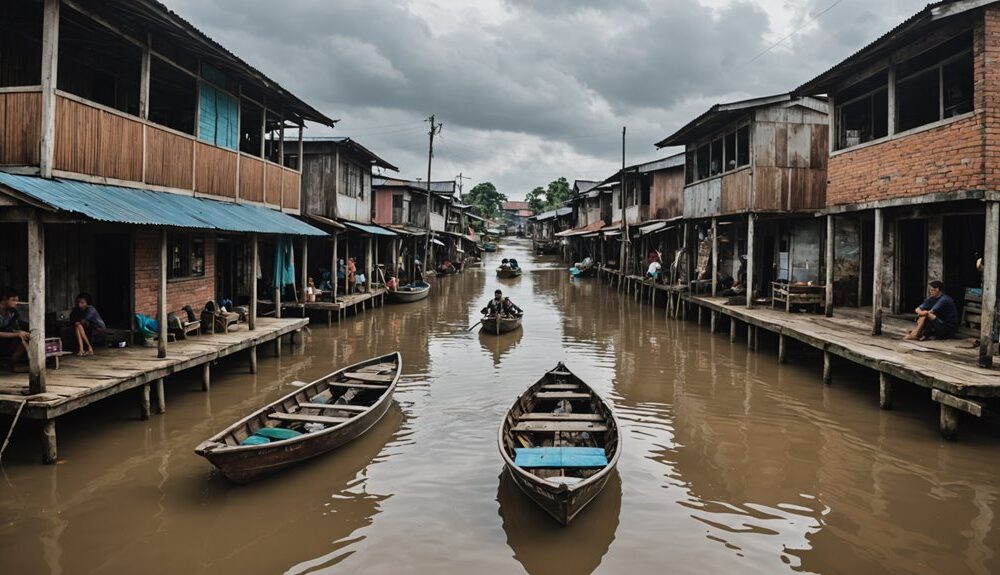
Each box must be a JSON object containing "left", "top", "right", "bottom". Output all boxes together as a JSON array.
[{"left": 171, "top": 0, "right": 928, "bottom": 201}]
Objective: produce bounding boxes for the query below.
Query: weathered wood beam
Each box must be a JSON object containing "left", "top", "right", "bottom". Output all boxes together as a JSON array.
[
  {"left": 154, "top": 378, "right": 166, "bottom": 414},
  {"left": 249, "top": 234, "right": 258, "bottom": 331},
  {"left": 825, "top": 214, "right": 834, "bottom": 317},
  {"left": 201, "top": 363, "right": 210, "bottom": 392},
  {"left": 27, "top": 215, "right": 46, "bottom": 394},
  {"left": 301, "top": 236, "right": 309, "bottom": 300},
  {"left": 139, "top": 383, "right": 151, "bottom": 420},
  {"left": 979, "top": 202, "right": 998, "bottom": 367},
  {"left": 42, "top": 419, "right": 56, "bottom": 464},
  {"left": 249, "top": 345, "right": 257, "bottom": 374},
  {"left": 366, "top": 237, "right": 373, "bottom": 294},
  {"left": 932, "top": 389, "right": 984, "bottom": 417},
  {"left": 158, "top": 229, "right": 168, "bottom": 359},
  {"left": 332, "top": 234, "right": 339, "bottom": 302},
  {"left": 879, "top": 373, "right": 893, "bottom": 410},
  {"left": 746, "top": 213, "right": 755, "bottom": 310},
  {"left": 822, "top": 350, "right": 833, "bottom": 384},
  {"left": 39, "top": 0, "right": 59, "bottom": 179},
  {"left": 872, "top": 208, "right": 884, "bottom": 335},
  {"left": 711, "top": 217, "right": 718, "bottom": 297}
]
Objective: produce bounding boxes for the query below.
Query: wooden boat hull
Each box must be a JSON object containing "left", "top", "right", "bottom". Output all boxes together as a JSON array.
[
  {"left": 387, "top": 282, "right": 430, "bottom": 303},
  {"left": 498, "top": 362, "right": 620, "bottom": 525},
  {"left": 483, "top": 243, "right": 498, "bottom": 252},
  {"left": 195, "top": 352, "right": 401, "bottom": 483},
  {"left": 482, "top": 315, "right": 522, "bottom": 334},
  {"left": 496, "top": 267, "right": 522, "bottom": 279}
]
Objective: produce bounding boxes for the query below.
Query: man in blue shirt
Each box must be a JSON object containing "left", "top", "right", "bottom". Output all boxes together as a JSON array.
[
  {"left": 0, "top": 287, "right": 29, "bottom": 370},
  {"left": 904, "top": 280, "right": 958, "bottom": 341}
]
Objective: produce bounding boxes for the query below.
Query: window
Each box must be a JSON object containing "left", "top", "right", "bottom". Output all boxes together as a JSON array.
[
  {"left": 724, "top": 131, "right": 737, "bottom": 171},
  {"left": 148, "top": 57, "right": 197, "bottom": 135},
  {"left": 696, "top": 143, "right": 710, "bottom": 181},
  {"left": 57, "top": 8, "right": 141, "bottom": 115},
  {"left": 736, "top": 125, "right": 750, "bottom": 167},
  {"left": 895, "top": 32, "right": 973, "bottom": 133},
  {"left": 340, "top": 162, "right": 363, "bottom": 198},
  {"left": 239, "top": 100, "right": 263, "bottom": 155},
  {"left": 685, "top": 150, "right": 695, "bottom": 184},
  {"left": 710, "top": 138, "right": 723, "bottom": 176},
  {"left": 0, "top": 3, "right": 42, "bottom": 87},
  {"left": 198, "top": 81, "right": 239, "bottom": 150},
  {"left": 167, "top": 234, "right": 206, "bottom": 280}
]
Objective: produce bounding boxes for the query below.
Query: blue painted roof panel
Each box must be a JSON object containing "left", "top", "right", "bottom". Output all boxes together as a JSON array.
[
  {"left": 0, "top": 172, "right": 326, "bottom": 236},
  {"left": 341, "top": 220, "right": 398, "bottom": 236}
]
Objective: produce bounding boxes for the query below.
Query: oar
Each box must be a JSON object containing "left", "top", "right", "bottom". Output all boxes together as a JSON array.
[{"left": 466, "top": 319, "right": 483, "bottom": 332}]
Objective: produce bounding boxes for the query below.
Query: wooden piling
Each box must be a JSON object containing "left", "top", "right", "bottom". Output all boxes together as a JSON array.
[
  {"left": 778, "top": 334, "right": 786, "bottom": 364},
  {"left": 139, "top": 383, "right": 151, "bottom": 420},
  {"left": 202, "top": 363, "right": 210, "bottom": 392},
  {"left": 42, "top": 419, "right": 57, "bottom": 464},
  {"left": 822, "top": 351, "right": 832, "bottom": 385},
  {"left": 730, "top": 317, "right": 737, "bottom": 342},
  {"left": 979, "top": 201, "right": 998, "bottom": 367},
  {"left": 249, "top": 346, "right": 258, "bottom": 374},
  {"left": 879, "top": 373, "right": 893, "bottom": 410},
  {"left": 154, "top": 379, "right": 166, "bottom": 414},
  {"left": 940, "top": 404, "right": 959, "bottom": 441}
]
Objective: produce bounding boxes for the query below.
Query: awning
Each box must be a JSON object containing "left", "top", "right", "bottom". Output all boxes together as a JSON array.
[
  {"left": 341, "top": 221, "right": 397, "bottom": 236},
  {"left": 556, "top": 220, "right": 606, "bottom": 237},
  {"left": 306, "top": 214, "right": 347, "bottom": 230},
  {"left": 384, "top": 225, "right": 426, "bottom": 236},
  {"left": 485, "top": 228, "right": 503, "bottom": 234},
  {"left": 639, "top": 222, "right": 668, "bottom": 236},
  {"left": 431, "top": 238, "right": 445, "bottom": 246},
  {"left": 0, "top": 171, "right": 326, "bottom": 236}
]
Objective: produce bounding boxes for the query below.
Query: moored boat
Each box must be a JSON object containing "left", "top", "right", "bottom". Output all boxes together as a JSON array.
[
  {"left": 387, "top": 281, "right": 431, "bottom": 303},
  {"left": 498, "top": 362, "right": 620, "bottom": 525},
  {"left": 496, "top": 266, "right": 522, "bottom": 279},
  {"left": 481, "top": 313, "right": 523, "bottom": 334},
  {"left": 483, "top": 242, "right": 498, "bottom": 252},
  {"left": 195, "top": 352, "right": 402, "bottom": 483}
]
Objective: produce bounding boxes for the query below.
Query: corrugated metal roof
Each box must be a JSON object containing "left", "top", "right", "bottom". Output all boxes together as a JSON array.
[
  {"left": 0, "top": 172, "right": 326, "bottom": 236},
  {"left": 341, "top": 220, "right": 397, "bottom": 236}
]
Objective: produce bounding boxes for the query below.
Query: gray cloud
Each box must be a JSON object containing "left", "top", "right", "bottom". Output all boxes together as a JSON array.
[{"left": 168, "top": 0, "right": 930, "bottom": 198}]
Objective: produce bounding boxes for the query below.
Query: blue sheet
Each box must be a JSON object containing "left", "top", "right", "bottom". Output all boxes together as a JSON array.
[{"left": 514, "top": 447, "right": 608, "bottom": 468}]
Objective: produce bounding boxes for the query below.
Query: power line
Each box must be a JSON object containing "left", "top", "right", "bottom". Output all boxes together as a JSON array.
[{"left": 744, "top": 0, "right": 847, "bottom": 66}]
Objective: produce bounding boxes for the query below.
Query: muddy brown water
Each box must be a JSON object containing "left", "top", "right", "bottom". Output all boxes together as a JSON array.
[{"left": 3, "top": 239, "right": 1000, "bottom": 574}]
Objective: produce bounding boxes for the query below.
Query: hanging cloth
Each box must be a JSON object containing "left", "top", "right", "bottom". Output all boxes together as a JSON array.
[{"left": 273, "top": 236, "right": 297, "bottom": 289}]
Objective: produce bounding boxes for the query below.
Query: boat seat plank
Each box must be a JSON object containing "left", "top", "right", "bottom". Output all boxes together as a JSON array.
[
  {"left": 549, "top": 371, "right": 572, "bottom": 376},
  {"left": 514, "top": 447, "right": 608, "bottom": 468},
  {"left": 357, "top": 363, "right": 397, "bottom": 373},
  {"left": 517, "top": 413, "right": 604, "bottom": 421},
  {"left": 330, "top": 382, "right": 387, "bottom": 390},
  {"left": 342, "top": 372, "right": 394, "bottom": 383},
  {"left": 534, "top": 392, "right": 592, "bottom": 400},
  {"left": 268, "top": 412, "right": 350, "bottom": 425},
  {"left": 512, "top": 421, "right": 609, "bottom": 433},
  {"left": 298, "top": 403, "right": 369, "bottom": 412},
  {"left": 540, "top": 384, "right": 580, "bottom": 391}
]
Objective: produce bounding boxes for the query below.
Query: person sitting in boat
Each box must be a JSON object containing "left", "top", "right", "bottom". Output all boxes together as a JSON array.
[
  {"left": 482, "top": 290, "right": 522, "bottom": 317},
  {"left": 499, "top": 258, "right": 511, "bottom": 270},
  {"left": 386, "top": 274, "right": 399, "bottom": 292},
  {"left": 437, "top": 259, "right": 455, "bottom": 275},
  {"left": 509, "top": 258, "right": 519, "bottom": 270}
]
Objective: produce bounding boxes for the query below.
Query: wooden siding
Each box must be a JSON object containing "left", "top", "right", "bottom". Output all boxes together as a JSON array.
[
  {"left": 649, "top": 169, "right": 683, "bottom": 219},
  {"left": 264, "top": 162, "right": 283, "bottom": 206},
  {"left": 683, "top": 178, "right": 721, "bottom": 219},
  {"left": 0, "top": 91, "right": 41, "bottom": 166},
  {"left": 282, "top": 169, "right": 300, "bottom": 211},
  {"left": 240, "top": 155, "right": 264, "bottom": 203},
  {"left": 54, "top": 96, "right": 142, "bottom": 181},
  {"left": 145, "top": 126, "right": 194, "bottom": 189},
  {"left": 195, "top": 141, "right": 238, "bottom": 198},
  {"left": 750, "top": 119, "right": 828, "bottom": 213},
  {"left": 720, "top": 169, "right": 752, "bottom": 214}
]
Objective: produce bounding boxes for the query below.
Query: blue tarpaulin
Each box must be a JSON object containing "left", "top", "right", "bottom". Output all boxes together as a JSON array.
[
  {"left": 0, "top": 171, "right": 326, "bottom": 236},
  {"left": 514, "top": 447, "right": 608, "bottom": 468},
  {"left": 273, "top": 236, "right": 296, "bottom": 288}
]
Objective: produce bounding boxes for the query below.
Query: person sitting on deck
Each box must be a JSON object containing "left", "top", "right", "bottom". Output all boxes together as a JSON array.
[
  {"left": 0, "top": 287, "right": 28, "bottom": 371},
  {"left": 905, "top": 280, "right": 959, "bottom": 341},
  {"left": 646, "top": 259, "right": 662, "bottom": 282},
  {"left": 347, "top": 258, "right": 357, "bottom": 293},
  {"left": 386, "top": 274, "right": 399, "bottom": 292},
  {"left": 319, "top": 267, "right": 333, "bottom": 291},
  {"left": 482, "top": 289, "right": 523, "bottom": 317},
  {"left": 305, "top": 278, "right": 318, "bottom": 303},
  {"left": 69, "top": 292, "right": 105, "bottom": 356}
]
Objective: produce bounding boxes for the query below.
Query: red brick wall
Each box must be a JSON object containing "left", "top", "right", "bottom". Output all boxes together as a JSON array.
[
  {"left": 826, "top": 12, "right": 999, "bottom": 207},
  {"left": 133, "top": 230, "right": 216, "bottom": 318}
]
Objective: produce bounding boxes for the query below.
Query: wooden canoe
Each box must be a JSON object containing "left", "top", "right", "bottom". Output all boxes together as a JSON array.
[
  {"left": 481, "top": 313, "right": 523, "bottom": 334},
  {"left": 483, "top": 242, "right": 498, "bottom": 252},
  {"left": 195, "top": 352, "right": 402, "bottom": 483},
  {"left": 498, "top": 362, "right": 620, "bottom": 525},
  {"left": 387, "top": 281, "right": 430, "bottom": 303},
  {"left": 496, "top": 267, "right": 522, "bottom": 279}
]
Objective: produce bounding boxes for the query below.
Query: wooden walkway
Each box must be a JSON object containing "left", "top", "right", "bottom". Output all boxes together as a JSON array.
[
  {"left": 0, "top": 317, "right": 307, "bottom": 462},
  {"left": 281, "top": 288, "right": 386, "bottom": 325}
]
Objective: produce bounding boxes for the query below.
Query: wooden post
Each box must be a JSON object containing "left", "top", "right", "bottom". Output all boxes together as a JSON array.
[
  {"left": 746, "top": 213, "right": 755, "bottom": 309},
  {"left": 825, "top": 214, "right": 834, "bottom": 317},
  {"left": 730, "top": 317, "right": 737, "bottom": 342},
  {"left": 139, "top": 34, "right": 151, "bottom": 120},
  {"left": 139, "top": 383, "right": 151, "bottom": 421},
  {"left": 747, "top": 325, "right": 755, "bottom": 351},
  {"left": 274, "top": 286, "right": 282, "bottom": 319},
  {"left": 249, "top": 345, "right": 258, "bottom": 374},
  {"left": 940, "top": 404, "right": 959, "bottom": 441},
  {"left": 872, "top": 208, "right": 884, "bottom": 335},
  {"left": 778, "top": 334, "right": 786, "bottom": 364},
  {"left": 154, "top": 379, "right": 166, "bottom": 414},
  {"left": 201, "top": 363, "right": 210, "bottom": 392},
  {"left": 332, "top": 234, "right": 339, "bottom": 302},
  {"left": 39, "top": 0, "right": 59, "bottom": 179},
  {"left": 366, "top": 236, "right": 373, "bottom": 294},
  {"left": 158, "top": 229, "right": 168, "bottom": 359},
  {"left": 879, "top": 373, "right": 893, "bottom": 410},
  {"left": 979, "top": 202, "right": 998, "bottom": 367},
  {"left": 27, "top": 215, "right": 46, "bottom": 394},
  {"left": 710, "top": 311, "right": 718, "bottom": 333},
  {"left": 711, "top": 217, "right": 718, "bottom": 297},
  {"left": 42, "top": 419, "right": 56, "bottom": 464},
  {"left": 300, "top": 236, "right": 309, "bottom": 302},
  {"left": 249, "top": 234, "right": 258, "bottom": 331},
  {"left": 822, "top": 351, "right": 833, "bottom": 385}
]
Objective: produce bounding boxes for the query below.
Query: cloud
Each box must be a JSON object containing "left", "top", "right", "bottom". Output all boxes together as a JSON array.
[{"left": 166, "top": 0, "right": 930, "bottom": 199}]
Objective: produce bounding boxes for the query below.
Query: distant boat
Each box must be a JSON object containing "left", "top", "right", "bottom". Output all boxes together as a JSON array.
[
  {"left": 498, "top": 362, "right": 620, "bottom": 525},
  {"left": 481, "top": 312, "right": 523, "bottom": 334},
  {"left": 483, "top": 242, "right": 498, "bottom": 252},
  {"left": 195, "top": 352, "right": 402, "bottom": 483},
  {"left": 496, "top": 266, "right": 522, "bottom": 279},
  {"left": 387, "top": 281, "right": 431, "bottom": 303}
]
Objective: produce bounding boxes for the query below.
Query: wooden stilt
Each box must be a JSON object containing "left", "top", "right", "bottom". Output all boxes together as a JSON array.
[
  {"left": 275, "top": 334, "right": 282, "bottom": 357},
  {"left": 27, "top": 214, "right": 46, "bottom": 393},
  {"left": 879, "top": 373, "right": 893, "bottom": 410},
  {"left": 139, "top": 383, "right": 151, "bottom": 421},
  {"left": 697, "top": 306, "right": 704, "bottom": 325},
  {"left": 979, "top": 201, "right": 998, "bottom": 367},
  {"left": 940, "top": 403, "right": 959, "bottom": 441},
  {"left": 746, "top": 213, "right": 755, "bottom": 309},
  {"left": 822, "top": 351, "right": 832, "bottom": 385},
  {"left": 158, "top": 228, "right": 168, "bottom": 359},
  {"left": 249, "top": 346, "right": 258, "bottom": 374},
  {"left": 42, "top": 419, "right": 56, "bottom": 464},
  {"left": 747, "top": 325, "right": 755, "bottom": 350},
  {"left": 154, "top": 379, "right": 166, "bottom": 414},
  {"left": 730, "top": 317, "right": 737, "bottom": 342},
  {"left": 249, "top": 234, "right": 258, "bottom": 331},
  {"left": 710, "top": 311, "right": 718, "bottom": 333},
  {"left": 872, "top": 208, "right": 884, "bottom": 335},
  {"left": 778, "top": 334, "right": 787, "bottom": 364},
  {"left": 201, "top": 363, "right": 210, "bottom": 392},
  {"left": 825, "top": 214, "right": 835, "bottom": 317}
]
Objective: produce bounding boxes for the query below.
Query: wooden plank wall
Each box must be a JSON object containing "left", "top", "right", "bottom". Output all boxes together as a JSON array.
[
  {"left": 282, "top": 169, "right": 300, "bottom": 211},
  {"left": 195, "top": 142, "right": 238, "bottom": 198},
  {"left": 682, "top": 178, "right": 721, "bottom": 219},
  {"left": 54, "top": 97, "right": 142, "bottom": 181},
  {"left": 720, "top": 169, "right": 752, "bottom": 214},
  {"left": 751, "top": 106, "right": 828, "bottom": 213},
  {"left": 240, "top": 155, "right": 264, "bottom": 202},
  {"left": 145, "top": 126, "right": 194, "bottom": 189},
  {"left": 0, "top": 92, "right": 41, "bottom": 166},
  {"left": 264, "top": 163, "right": 283, "bottom": 206}
]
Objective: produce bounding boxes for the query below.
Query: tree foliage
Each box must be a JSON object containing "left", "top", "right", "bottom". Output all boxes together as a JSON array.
[
  {"left": 527, "top": 177, "right": 572, "bottom": 213},
  {"left": 463, "top": 182, "right": 507, "bottom": 220}
]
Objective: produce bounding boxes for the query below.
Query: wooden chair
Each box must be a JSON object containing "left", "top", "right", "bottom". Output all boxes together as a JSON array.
[
  {"left": 202, "top": 309, "right": 240, "bottom": 334},
  {"left": 44, "top": 337, "right": 72, "bottom": 369},
  {"left": 167, "top": 312, "right": 200, "bottom": 340}
]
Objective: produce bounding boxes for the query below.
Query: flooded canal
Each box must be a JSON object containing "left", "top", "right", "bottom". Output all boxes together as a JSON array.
[{"left": 3, "top": 239, "right": 1000, "bottom": 574}]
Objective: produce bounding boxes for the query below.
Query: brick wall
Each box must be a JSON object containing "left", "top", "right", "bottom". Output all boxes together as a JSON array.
[
  {"left": 133, "top": 229, "right": 216, "bottom": 318},
  {"left": 826, "top": 11, "right": 1000, "bottom": 207}
]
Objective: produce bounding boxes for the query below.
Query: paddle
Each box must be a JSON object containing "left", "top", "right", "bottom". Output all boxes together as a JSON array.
[{"left": 466, "top": 319, "right": 483, "bottom": 332}]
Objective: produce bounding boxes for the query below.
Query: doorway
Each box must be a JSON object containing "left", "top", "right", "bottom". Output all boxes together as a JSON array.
[
  {"left": 943, "top": 213, "right": 985, "bottom": 310},
  {"left": 94, "top": 232, "right": 131, "bottom": 328},
  {"left": 897, "top": 219, "right": 928, "bottom": 312}
]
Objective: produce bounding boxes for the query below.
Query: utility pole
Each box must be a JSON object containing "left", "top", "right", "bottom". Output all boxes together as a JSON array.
[
  {"left": 456, "top": 172, "right": 471, "bottom": 200},
  {"left": 424, "top": 115, "right": 443, "bottom": 274},
  {"left": 620, "top": 126, "right": 629, "bottom": 275}
]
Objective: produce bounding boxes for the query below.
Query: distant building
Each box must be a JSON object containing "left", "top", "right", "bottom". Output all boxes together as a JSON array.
[{"left": 501, "top": 201, "right": 534, "bottom": 235}]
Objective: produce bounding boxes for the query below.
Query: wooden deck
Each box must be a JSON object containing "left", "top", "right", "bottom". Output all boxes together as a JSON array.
[
  {"left": 0, "top": 317, "right": 307, "bottom": 462},
  {"left": 281, "top": 288, "right": 386, "bottom": 325}
]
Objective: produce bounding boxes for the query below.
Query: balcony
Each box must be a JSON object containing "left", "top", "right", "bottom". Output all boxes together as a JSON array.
[{"left": 0, "top": 89, "right": 301, "bottom": 212}]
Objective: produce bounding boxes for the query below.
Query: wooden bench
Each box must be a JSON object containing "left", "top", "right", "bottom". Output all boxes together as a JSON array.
[
  {"left": 329, "top": 381, "right": 387, "bottom": 390},
  {"left": 298, "top": 402, "right": 369, "bottom": 412},
  {"left": 540, "top": 384, "right": 580, "bottom": 391},
  {"left": 44, "top": 338, "right": 72, "bottom": 369},
  {"left": 534, "top": 392, "right": 591, "bottom": 401},
  {"left": 517, "top": 413, "right": 604, "bottom": 421},
  {"left": 343, "top": 372, "right": 394, "bottom": 383},
  {"left": 267, "top": 412, "right": 350, "bottom": 425},
  {"left": 512, "top": 421, "right": 609, "bottom": 433},
  {"left": 771, "top": 282, "right": 825, "bottom": 313}
]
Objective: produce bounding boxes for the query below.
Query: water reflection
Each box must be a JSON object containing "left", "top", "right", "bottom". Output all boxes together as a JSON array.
[
  {"left": 498, "top": 469, "right": 621, "bottom": 575},
  {"left": 478, "top": 328, "right": 523, "bottom": 366}
]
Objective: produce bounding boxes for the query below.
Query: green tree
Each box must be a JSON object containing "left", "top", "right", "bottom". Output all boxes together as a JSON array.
[
  {"left": 464, "top": 182, "right": 507, "bottom": 220},
  {"left": 525, "top": 177, "right": 573, "bottom": 213},
  {"left": 526, "top": 186, "right": 547, "bottom": 213}
]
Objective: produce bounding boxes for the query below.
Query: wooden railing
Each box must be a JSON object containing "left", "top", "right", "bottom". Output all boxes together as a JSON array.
[
  {"left": 41, "top": 92, "right": 300, "bottom": 211},
  {"left": 0, "top": 89, "right": 42, "bottom": 166}
]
